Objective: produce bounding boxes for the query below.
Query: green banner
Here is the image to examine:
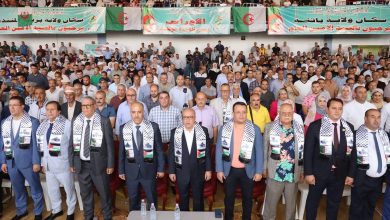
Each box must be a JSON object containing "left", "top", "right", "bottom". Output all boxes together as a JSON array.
[
  {"left": 0, "top": 7, "right": 106, "bottom": 34},
  {"left": 143, "top": 7, "right": 231, "bottom": 35},
  {"left": 268, "top": 6, "right": 390, "bottom": 35}
]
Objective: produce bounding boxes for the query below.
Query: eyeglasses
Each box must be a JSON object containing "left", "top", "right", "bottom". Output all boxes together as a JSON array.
[
  {"left": 127, "top": 94, "right": 136, "bottom": 97},
  {"left": 280, "top": 112, "right": 293, "bottom": 117},
  {"left": 182, "top": 116, "right": 195, "bottom": 120},
  {"left": 81, "top": 104, "right": 95, "bottom": 109}
]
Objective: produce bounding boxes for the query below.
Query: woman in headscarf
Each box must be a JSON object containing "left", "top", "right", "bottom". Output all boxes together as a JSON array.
[
  {"left": 370, "top": 88, "right": 385, "bottom": 110},
  {"left": 269, "top": 88, "right": 289, "bottom": 121},
  {"left": 336, "top": 85, "right": 353, "bottom": 104},
  {"left": 304, "top": 92, "right": 331, "bottom": 133}
]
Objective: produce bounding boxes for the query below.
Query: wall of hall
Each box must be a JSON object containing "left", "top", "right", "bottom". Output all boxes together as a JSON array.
[{"left": 1, "top": 32, "right": 389, "bottom": 56}]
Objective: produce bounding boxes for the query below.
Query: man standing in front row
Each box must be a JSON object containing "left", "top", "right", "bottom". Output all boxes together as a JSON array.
[
  {"left": 168, "top": 108, "right": 212, "bottom": 211},
  {"left": 216, "top": 102, "right": 263, "bottom": 220},
  {"left": 118, "top": 102, "right": 165, "bottom": 211},
  {"left": 37, "top": 101, "right": 76, "bottom": 220},
  {"left": 349, "top": 109, "right": 389, "bottom": 220},
  {"left": 262, "top": 103, "right": 305, "bottom": 220},
  {"left": 0, "top": 96, "right": 43, "bottom": 220},
  {"left": 304, "top": 98, "right": 355, "bottom": 220},
  {"left": 69, "top": 97, "right": 114, "bottom": 220}
]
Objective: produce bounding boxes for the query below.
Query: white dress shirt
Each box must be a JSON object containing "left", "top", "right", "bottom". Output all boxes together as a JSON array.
[
  {"left": 381, "top": 102, "right": 390, "bottom": 132},
  {"left": 366, "top": 128, "right": 387, "bottom": 178},
  {"left": 184, "top": 128, "right": 194, "bottom": 154},
  {"left": 80, "top": 115, "right": 94, "bottom": 161},
  {"left": 331, "top": 119, "right": 341, "bottom": 144},
  {"left": 132, "top": 122, "right": 145, "bottom": 149},
  {"left": 342, "top": 100, "right": 376, "bottom": 130},
  {"left": 12, "top": 118, "right": 22, "bottom": 139}
]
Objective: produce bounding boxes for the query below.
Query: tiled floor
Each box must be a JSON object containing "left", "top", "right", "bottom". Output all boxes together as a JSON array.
[{"left": 1, "top": 183, "right": 384, "bottom": 219}]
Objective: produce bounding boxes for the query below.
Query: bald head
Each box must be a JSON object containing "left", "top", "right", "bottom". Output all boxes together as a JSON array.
[
  {"left": 130, "top": 101, "right": 144, "bottom": 124},
  {"left": 182, "top": 108, "right": 196, "bottom": 130},
  {"left": 195, "top": 92, "right": 207, "bottom": 108}
]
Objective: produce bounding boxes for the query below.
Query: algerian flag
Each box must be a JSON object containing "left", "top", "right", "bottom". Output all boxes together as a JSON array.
[
  {"left": 106, "top": 7, "right": 141, "bottom": 31},
  {"left": 18, "top": 7, "right": 33, "bottom": 27},
  {"left": 233, "top": 7, "right": 267, "bottom": 33}
]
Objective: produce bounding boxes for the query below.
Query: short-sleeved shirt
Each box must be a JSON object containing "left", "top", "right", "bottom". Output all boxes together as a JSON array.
[
  {"left": 96, "top": 104, "right": 116, "bottom": 118},
  {"left": 169, "top": 86, "right": 193, "bottom": 110},
  {"left": 247, "top": 105, "right": 271, "bottom": 133},
  {"left": 274, "top": 126, "right": 295, "bottom": 183},
  {"left": 193, "top": 105, "right": 219, "bottom": 138}
]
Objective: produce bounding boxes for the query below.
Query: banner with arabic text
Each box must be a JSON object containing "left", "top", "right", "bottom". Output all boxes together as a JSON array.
[
  {"left": 143, "top": 7, "right": 231, "bottom": 35},
  {"left": 268, "top": 6, "right": 390, "bottom": 35},
  {"left": 84, "top": 43, "right": 127, "bottom": 57},
  {"left": 0, "top": 7, "right": 105, "bottom": 34}
]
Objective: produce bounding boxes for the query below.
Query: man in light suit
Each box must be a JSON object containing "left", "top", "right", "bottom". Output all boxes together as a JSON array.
[
  {"left": 168, "top": 108, "right": 212, "bottom": 211},
  {"left": 69, "top": 96, "right": 114, "bottom": 220},
  {"left": 263, "top": 103, "right": 305, "bottom": 220},
  {"left": 38, "top": 101, "right": 76, "bottom": 220},
  {"left": 304, "top": 98, "right": 355, "bottom": 220},
  {"left": 210, "top": 83, "right": 234, "bottom": 129},
  {"left": 216, "top": 101, "right": 263, "bottom": 220},
  {"left": 0, "top": 96, "right": 44, "bottom": 220},
  {"left": 118, "top": 101, "right": 165, "bottom": 211},
  {"left": 61, "top": 86, "right": 82, "bottom": 121}
]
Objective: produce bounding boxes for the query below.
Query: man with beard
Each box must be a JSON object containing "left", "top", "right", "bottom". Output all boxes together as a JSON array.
[{"left": 142, "top": 84, "right": 159, "bottom": 113}]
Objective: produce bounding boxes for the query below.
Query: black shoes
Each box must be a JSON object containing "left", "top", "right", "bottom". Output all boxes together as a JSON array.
[
  {"left": 66, "top": 213, "right": 75, "bottom": 220},
  {"left": 35, "top": 213, "right": 42, "bottom": 220},
  {"left": 12, "top": 212, "right": 28, "bottom": 220},
  {"left": 44, "top": 210, "right": 63, "bottom": 220}
]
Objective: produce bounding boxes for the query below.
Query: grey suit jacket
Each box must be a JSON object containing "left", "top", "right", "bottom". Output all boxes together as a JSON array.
[
  {"left": 263, "top": 122, "right": 303, "bottom": 183},
  {"left": 69, "top": 114, "right": 114, "bottom": 175}
]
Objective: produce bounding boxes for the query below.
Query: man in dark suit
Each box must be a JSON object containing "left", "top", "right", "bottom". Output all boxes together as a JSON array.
[
  {"left": 234, "top": 71, "right": 250, "bottom": 103},
  {"left": 349, "top": 109, "right": 388, "bottom": 220},
  {"left": 168, "top": 108, "right": 212, "bottom": 211},
  {"left": 383, "top": 167, "right": 390, "bottom": 219},
  {"left": 1, "top": 88, "right": 30, "bottom": 119},
  {"left": 61, "top": 86, "right": 82, "bottom": 121},
  {"left": 0, "top": 96, "right": 43, "bottom": 220},
  {"left": 69, "top": 96, "right": 114, "bottom": 220},
  {"left": 304, "top": 98, "right": 355, "bottom": 220},
  {"left": 118, "top": 101, "right": 165, "bottom": 211}
]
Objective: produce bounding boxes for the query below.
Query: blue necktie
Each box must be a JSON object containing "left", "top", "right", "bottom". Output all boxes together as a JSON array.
[
  {"left": 84, "top": 120, "right": 91, "bottom": 158},
  {"left": 371, "top": 132, "right": 382, "bottom": 173},
  {"left": 46, "top": 123, "right": 53, "bottom": 143},
  {"left": 136, "top": 125, "right": 142, "bottom": 149}
]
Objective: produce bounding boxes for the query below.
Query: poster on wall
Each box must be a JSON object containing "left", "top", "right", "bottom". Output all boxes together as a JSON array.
[
  {"left": 268, "top": 6, "right": 390, "bottom": 35},
  {"left": 84, "top": 43, "right": 127, "bottom": 57},
  {"left": 142, "top": 7, "right": 231, "bottom": 35},
  {"left": 351, "top": 45, "right": 389, "bottom": 58},
  {"left": 0, "top": 7, "right": 106, "bottom": 34}
]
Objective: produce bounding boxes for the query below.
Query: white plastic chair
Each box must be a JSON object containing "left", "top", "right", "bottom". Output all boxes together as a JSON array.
[{"left": 297, "top": 182, "right": 351, "bottom": 220}]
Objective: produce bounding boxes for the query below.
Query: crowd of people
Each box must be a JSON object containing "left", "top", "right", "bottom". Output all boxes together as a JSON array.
[{"left": 0, "top": 39, "right": 389, "bottom": 220}]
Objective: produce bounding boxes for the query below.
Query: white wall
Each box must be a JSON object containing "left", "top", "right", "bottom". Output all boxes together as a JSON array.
[{"left": 1, "top": 32, "right": 389, "bottom": 56}]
